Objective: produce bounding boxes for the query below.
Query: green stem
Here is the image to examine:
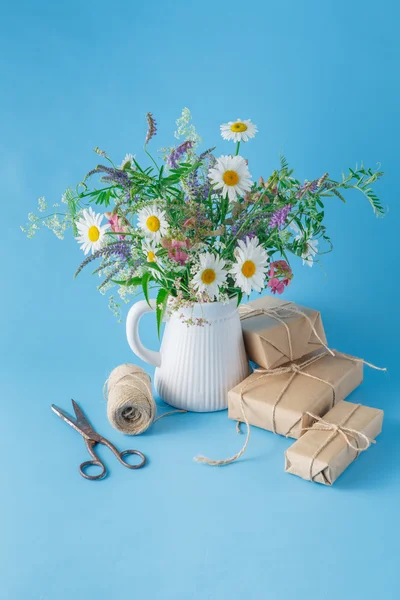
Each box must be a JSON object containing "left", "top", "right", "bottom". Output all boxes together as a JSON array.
[
  {"left": 223, "top": 189, "right": 269, "bottom": 254},
  {"left": 235, "top": 141, "right": 241, "bottom": 156},
  {"left": 144, "top": 147, "right": 160, "bottom": 173},
  {"left": 31, "top": 212, "right": 69, "bottom": 222}
]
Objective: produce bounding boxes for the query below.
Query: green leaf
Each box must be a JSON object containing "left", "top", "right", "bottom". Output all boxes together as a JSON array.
[
  {"left": 236, "top": 290, "right": 243, "bottom": 307},
  {"left": 142, "top": 272, "right": 152, "bottom": 306},
  {"left": 279, "top": 154, "right": 289, "bottom": 171},
  {"left": 145, "top": 261, "right": 163, "bottom": 274},
  {"left": 94, "top": 191, "right": 105, "bottom": 205},
  {"left": 332, "top": 189, "right": 346, "bottom": 203},
  {"left": 156, "top": 288, "right": 169, "bottom": 338},
  {"left": 112, "top": 276, "right": 142, "bottom": 287}
]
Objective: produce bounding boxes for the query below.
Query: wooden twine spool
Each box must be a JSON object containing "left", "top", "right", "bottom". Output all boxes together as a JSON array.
[{"left": 105, "top": 363, "right": 185, "bottom": 435}]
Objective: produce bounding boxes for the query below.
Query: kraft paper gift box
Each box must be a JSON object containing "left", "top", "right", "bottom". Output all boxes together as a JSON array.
[
  {"left": 284, "top": 400, "right": 384, "bottom": 485},
  {"left": 228, "top": 350, "right": 364, "bottom": 439},
  {"left": 239, "top": 296, "right": 327, "bottom": 370}
]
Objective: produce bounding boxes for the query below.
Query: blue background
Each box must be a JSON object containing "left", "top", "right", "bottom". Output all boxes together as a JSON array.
[{"left": 1, "top": 1, "right": 399, "bottom": 598}]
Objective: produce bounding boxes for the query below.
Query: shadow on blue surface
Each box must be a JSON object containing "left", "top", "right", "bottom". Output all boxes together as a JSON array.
[{"left": 335, "top": 419, "right": 399, "bottom": 492}]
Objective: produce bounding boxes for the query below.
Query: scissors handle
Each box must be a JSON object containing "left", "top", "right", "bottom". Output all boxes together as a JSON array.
[
  {"left": 79, "top": 439, "right": 107, "bottom": 480},
  {"left": 102, "top": 438, "right": 146, "bottom": 470},
  {"left": 79, "top": 438, "right": 146, "bottom": 480}
]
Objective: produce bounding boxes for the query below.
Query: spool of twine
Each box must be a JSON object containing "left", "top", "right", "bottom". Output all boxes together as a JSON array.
[{"left": 105, "top": 363, "right": 185, "bottom": 435}]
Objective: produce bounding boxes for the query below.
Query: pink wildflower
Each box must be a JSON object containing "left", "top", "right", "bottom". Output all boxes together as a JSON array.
[
  {"left": 269, "top": 260, "right": 292, "bottom": 278},
  {"left": 105, "top": 212, "right": 126, "bottom": 239},
  {"left": 163, "top": 238, "right": 190, "bottom": 265},
  {"left": 268, "top": 278, "right": 285, "bottom": 295},
  {"left": 274, "top": 259, "right": 291, "bottom": 271},
  {"left": 268, "top": 260, "right": 293, "bottom": 294},
  {"left": 169, "top": 248, "right": 189, "bottom": 265},
  {"left": 171, "top": 239, "right": 190, "bottom": 250}
]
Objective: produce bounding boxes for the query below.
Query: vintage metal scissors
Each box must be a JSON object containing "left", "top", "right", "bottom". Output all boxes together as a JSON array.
[{"left": 51, "top": 400, "right": 146, "bottom": 480}]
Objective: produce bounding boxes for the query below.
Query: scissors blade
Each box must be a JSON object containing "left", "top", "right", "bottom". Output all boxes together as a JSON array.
[
  {"left": 51, "top": 403, "right": 92, "bottom": 440},
  {"left": 71, "top": 400, "right": 102, "bottom": 441},
  {"left": 71, "top": 399, "right": 93, "bottom": 429}
]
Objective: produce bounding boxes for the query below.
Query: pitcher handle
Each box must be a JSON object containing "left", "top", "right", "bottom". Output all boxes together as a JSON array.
[{"left": 126, "top": 299, "right": 162, "bottom": 367}]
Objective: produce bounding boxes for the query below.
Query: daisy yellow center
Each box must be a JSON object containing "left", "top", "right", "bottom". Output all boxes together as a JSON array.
[
  {"left": 241, "top": 260, "right": 256, "bottom": 278},
  {"left": 223, "top": 170, "right": 239, "bottom": 186},
  {"left": 201, "top": 268, "right": 216, "bottom": 285},
  {"left": 231, "top": 122, "right": 248, "bottom": 132},
  {"left": 147, "top": 251, "right": 156, "bottom": 262},
  {"left": 88, "top": 225, "right": 100, "bottom": 242},
  {"left": 146, "top": 215, "right": 160, "bottom": 232}
]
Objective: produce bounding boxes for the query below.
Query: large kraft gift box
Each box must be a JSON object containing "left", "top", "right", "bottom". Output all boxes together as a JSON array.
[
  {"left": 228, "top": 350, "right": 363, "bottom": 439},
  {"left": 239, "top": 296, "right": 327, "bottom": 370},
  {"left": 285, "top": 400, "right": 384, "bottom": 485}
]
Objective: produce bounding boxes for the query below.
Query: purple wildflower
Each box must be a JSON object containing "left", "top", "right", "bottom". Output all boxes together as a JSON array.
[
  {"left": 231, "top": 210, "right": 262, "bottom": 239},
  {"left": 74, "top": 240, "right": 132, "bottom": 278},
  {"left": 85, "top": 164, "right": 132, "bottom": 191},
  {"left": 317, "top": 173, "right": 329, "bottom": 188},
  {"left": 296, "top": 179, "right": 320, "bottom": 198},
  {"left": 199, "top": 147, "right": 216, "bottom": 167},
  {"left": 111, "top": 241, "right": 131, "bottom": 260},
  {"left": 268, "top": 205, "right": 291, "bottom": 230},
  {"left": 168, "top": 140, "right": 194, "bottom": 169},
  {"left": 236, "top": 230, "right": 256, "bottom": 241},
  {"left": 186, "top": 177, "right": 211, "bottom": 201},
  {"left": 186, "top": 169, "right": 200, "bottom": 197},
  {"left": 231, "top": 223, "right": 240, "bottom": 236},
  {"left": 145, "top": 112, "right": 157, "bottom": 145},
  {"left": 201, "top": 182, "right": 211, "bottom": 198},
  {"left": 101, "top": 169, "right": 131, "bottom": 189}
]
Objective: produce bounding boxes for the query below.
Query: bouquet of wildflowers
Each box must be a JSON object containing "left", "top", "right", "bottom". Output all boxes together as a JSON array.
[{"left": 23, "top": 109, "right": 384, "bottom": 333}]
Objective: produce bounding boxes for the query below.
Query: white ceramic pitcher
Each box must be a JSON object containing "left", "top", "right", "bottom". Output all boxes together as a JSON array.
[{"left": 126, "top": 298, "right": 250, "bottom": 412}]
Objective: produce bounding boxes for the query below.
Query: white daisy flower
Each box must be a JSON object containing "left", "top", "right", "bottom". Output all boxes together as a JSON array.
[
  {"left": 301, "top": 238, "right": 318, "bottom": 267},
  {"left": 208, "top": 155, "right": 252, "bottom": 203},
  {"left": 290, "top": 223, "right": 318, "bottom": 267},
  {"left": 230, "top": 236, "right": 268, "bottom": 295},
  {"left": 76, "top": 207, "right": 110, "bottom": 255},
  {"left": 137, "top": 205, "right": 168, "bottom": 242},
  {"left": 220, "top": 119, "right": 258, "bottom": 143},
  {"left": 192, "top": 253, "right": 227, "bottom": 300},
  {"left": 142, "top": 240, "right": 158, "bottom": 263},
  {"left": 118, "top": 153, "right": 135, "bottom": 170}
]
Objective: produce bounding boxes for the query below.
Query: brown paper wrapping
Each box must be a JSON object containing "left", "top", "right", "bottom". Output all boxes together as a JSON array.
[
  {"left": 228, "top": 350, "right": 363, "bottom": 439},
  {"left": 239, "top": 296, "right": 327, "bottom": 370},
  {"left": 285, "top": 400, "right": 384, "bottom": 485}
]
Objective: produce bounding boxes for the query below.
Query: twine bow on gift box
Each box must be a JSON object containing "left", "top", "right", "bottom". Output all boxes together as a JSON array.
[
  {"left": 252, "top": 351, "right": 336, "bottom": 436},
  {"left": 303, "top": 405, "right": 375, "bottom": 481},
  {"left": 238, "top": 301, "right": 334, "bottom": 362}
]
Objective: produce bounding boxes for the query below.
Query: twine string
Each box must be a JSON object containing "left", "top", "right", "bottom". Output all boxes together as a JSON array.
[
  {"left": 303, "top": 405, "right": 375, "bottom": 481},
  {"left": 333, "top": 351, "right": 387, "bottom": 372}
]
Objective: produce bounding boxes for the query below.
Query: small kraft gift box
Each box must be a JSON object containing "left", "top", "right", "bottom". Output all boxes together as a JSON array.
[
  {"left": 228, "top": 349, "right": 364, "bottom": 439},
  {"left": 284, "top": 400, "right": 384, "bottom": 485},
  {"left": 239, "top": 296, "right": 327, "bottom": 370}
]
